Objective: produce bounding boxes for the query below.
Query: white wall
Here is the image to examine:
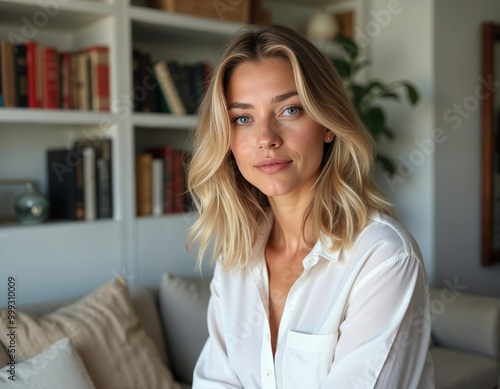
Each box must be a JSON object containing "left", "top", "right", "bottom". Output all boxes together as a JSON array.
[
  {"left": 368, "top": 0, "right": 436, "bottom": 281},
  {"left": 433, "top": 0, "right": 500, "bottom": 296}
]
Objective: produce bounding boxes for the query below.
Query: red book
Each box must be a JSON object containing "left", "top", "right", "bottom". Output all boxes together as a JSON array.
[
  {"left": 26, "top": 41, "right": 41, "bottom": 108},
  {"left": 60, "top": 51, "right": 73, "bottom": 109},
  {"left": 41, "top": 46, "right": 59, "bottom": 109},
  {"left": 86, "top": 46, "right": 110, "bottom": 111},
  {"left": 173, "top": 149, "right": 186, "bottom": 213}
]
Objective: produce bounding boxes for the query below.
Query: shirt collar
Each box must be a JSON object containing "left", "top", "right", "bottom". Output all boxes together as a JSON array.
[{"left": 252, "top": 211, "right": 341, "bottom": 267}]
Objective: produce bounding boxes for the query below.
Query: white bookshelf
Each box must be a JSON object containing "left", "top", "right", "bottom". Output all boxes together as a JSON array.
[{"left": 0, "top": 0, "right": 248, "bottom": 304}]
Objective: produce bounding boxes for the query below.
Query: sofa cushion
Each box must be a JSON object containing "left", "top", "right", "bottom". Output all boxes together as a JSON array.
[
  {"left": 431, "top": 346, "right": 499, "bottom": 389},
  {"left": 159, "top": 273, "right": 211, "bottom": 384},
  {"left": 430, "top": 287, "right": 500, "bottom": 359},
  {"left": 0, "top": 276, "right": 180, "bottom": 389},
  {"left": 0, "top": 337, "right": 95, "bottom": 388}
]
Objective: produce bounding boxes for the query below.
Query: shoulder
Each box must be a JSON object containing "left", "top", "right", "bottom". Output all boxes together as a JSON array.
[{"left": 343, "top": 211, "right": 424, "bottom": 269}]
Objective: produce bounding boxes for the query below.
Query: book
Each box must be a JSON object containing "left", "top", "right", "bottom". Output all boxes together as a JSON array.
[
  {"left": 135, "top": 153, "right": 153, "bottom": 216},
  {"left": 1, "top": 41, "right": 17, "bottom": 107},
  {"left": 152, "top": 158, "right": 164, "bottom": 216},
  {"left": 87, "top": 46, "right": 110, "bottom": 111},
  {"left": 167, "top": 61, "right": 196, "bottom": 114},
  {"left": 82, "top": 146, "right": 96, "bottom": 220},
  {"left": 75, "top": 50, "right": 90, "bottom": 110},
  {"left": 26, "top": 41, "right": 41, "bottom": 108},
  {"left": 40, "top": 46, "right": 59, "bottom": 109},
  {"left": 95, "top": 138, "right": 113, "bottom": 219},
  {"left": 173, "top": 149, "right": 186, "bottom": 213},
  {"left": 60, "top": 51, "right": 73, "bottom": 109},
  {"left": 47, "top": 149, "right": 80, "bottom": 220},
  {"left": 147, "top": 145, "right": 174, "bottom": 213},
  {"left": 14, "top": 43, "right": 28, "bottom": 107},
  {"left": 153, "top": 60, "right": 186, "bottom": 115}
]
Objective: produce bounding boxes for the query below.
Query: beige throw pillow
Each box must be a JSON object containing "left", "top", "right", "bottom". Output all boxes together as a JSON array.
[
  {"left": 0, "top": 337, "right": 95, "bottom": 388},
  {"left": 0, "top": 276, "right": 180, "bottom": 389}
]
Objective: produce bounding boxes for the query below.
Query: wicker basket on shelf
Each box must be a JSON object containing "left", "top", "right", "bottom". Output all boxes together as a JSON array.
[{"left": 149, "top": 0, "right": 251, "bottom": 24}]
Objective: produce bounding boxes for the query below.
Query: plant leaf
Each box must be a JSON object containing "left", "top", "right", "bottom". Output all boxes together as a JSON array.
[
  {"left": 351, "top": 83, "right": 366, "bottom": 108},
  {"left": 376, "top": 154, "right": 395, "bottom": 176},
  {"left": 335, "top": 33, "right": 359, "bottom": 61},
  {"left": 331, "top": 58, "right": 351, "bottom": 78},
  {"left": 381, "top": 92, "right": 400, "bottom": 100},
  {"left": 381, "top": 127, "right": 394, "bottom": 140},
  {"left": 403, "top": 82, "right": 419, "bottom": 105},
  {"left": 361, "top": 106, "right": 385, "bottom": 140},
  {"left": 353, "top": 59, "right": 371, "bottom": 74}
]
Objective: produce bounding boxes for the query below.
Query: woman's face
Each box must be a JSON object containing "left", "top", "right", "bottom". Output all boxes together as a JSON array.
[{"left": 226, "top": 58, "right": 333, "bottom": 201}]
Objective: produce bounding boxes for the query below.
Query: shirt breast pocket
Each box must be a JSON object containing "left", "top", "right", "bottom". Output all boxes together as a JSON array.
[{"left": 282, "top": 331, "right": 338, "bottom": 389}]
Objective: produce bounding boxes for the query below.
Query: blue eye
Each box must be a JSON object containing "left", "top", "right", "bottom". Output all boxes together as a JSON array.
[
  {"left": 233, "top": 116, "right": 251, "bottom": 125},
  {"left": 283, "top": 106, "right": 302, "bottom": 116}
]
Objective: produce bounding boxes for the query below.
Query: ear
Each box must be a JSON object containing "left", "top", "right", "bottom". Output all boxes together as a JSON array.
[{"left": 324, "top": 130, "right": 335, "bottom": 143}]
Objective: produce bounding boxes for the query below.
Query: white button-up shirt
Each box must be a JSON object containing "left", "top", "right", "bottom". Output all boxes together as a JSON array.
[{"left": 193, "top": 211, "right": 434, "bottom": 388}]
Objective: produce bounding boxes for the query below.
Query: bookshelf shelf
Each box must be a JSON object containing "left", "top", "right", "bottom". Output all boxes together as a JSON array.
[
  {"left": 132, "top": 113, "right": 197, "bottom": 129},
  {"left": 0, "top": 0, "right": 114, "bottom": 31},
  {"left": 0, "top": 108, "right": 115, "bottom": 126},
  {"left": 129, "top": 5, "right": 245, "bottom": 43}
]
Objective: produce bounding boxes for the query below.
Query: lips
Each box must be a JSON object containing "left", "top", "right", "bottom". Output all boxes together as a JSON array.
[{"left": 255, "top": 158, "right": 292, "bottom": 174}]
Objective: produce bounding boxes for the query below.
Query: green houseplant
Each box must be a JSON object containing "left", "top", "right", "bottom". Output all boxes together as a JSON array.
[{"left": 331, "top": 34, "right": 420, "bottom": 175}]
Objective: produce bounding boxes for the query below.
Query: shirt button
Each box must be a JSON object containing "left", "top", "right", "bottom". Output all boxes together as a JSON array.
[{"left": 266, "top": 370, "right": 273, "bottom": 377}]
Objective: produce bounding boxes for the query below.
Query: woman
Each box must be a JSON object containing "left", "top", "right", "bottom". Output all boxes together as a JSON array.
[{"left": 187, "top": 25, "right": 433, "bottom": 388}]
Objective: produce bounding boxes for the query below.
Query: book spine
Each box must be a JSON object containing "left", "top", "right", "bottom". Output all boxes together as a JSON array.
[
  {"left": 153, "top": 61, "right": 186, "bottom": 115},
  {"left": 47, "top": 149, "right": 78, "bottom": 220},
  {"left": 26, "top": 41, "right": 41, "bottom": 108},
  {"left": 82, "top": 146, "right": 96, "bottom": 221},
  {"left": 41, "top": 46, "right": 59, "bottom": 109},
  {"left": 76, "top": 51, "right": 89, "bottom": 110},
  {"left": 135, "top": 153, "right": 153, "bottom": 216},
  {"left": 1, "top": 41, "right": 17, "bottom": 107},
  {"left": 60, "top": 51, "right": 73, "bottom": 109},
  {"left": 87, "top": 46, "right": 110, "bottom": 112},
  {"left": 173, "top": 149, "right": 185, "bottom": 213},
  {"left": 152, "top": 158, "right": 164, "bottom": 216},
  {"left": 96, "top": 138, "right": 113, "bottom": 219},
  {"left": 14, "top": 44, "right": 28, "bottom": 107}
]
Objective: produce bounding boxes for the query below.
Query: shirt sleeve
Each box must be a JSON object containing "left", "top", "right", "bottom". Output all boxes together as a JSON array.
[
  {"left": 321, "top": 254, "right": 434, "bottom": 389},
  {"left": 192, "top": 263, "right": 244, "bottom": 388}
]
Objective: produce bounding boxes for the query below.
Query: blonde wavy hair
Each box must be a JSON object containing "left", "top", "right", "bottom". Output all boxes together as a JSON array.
[{"left": 187, "top": 25, "right": 392, "bottom": 271}]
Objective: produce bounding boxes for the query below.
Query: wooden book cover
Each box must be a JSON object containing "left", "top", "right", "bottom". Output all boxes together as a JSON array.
[
  {"left": 41, "top": 46, "right": 59, "bottom": 109},
  {"left": 153, "top": 60, "right": 186, "bottom": 115},
  {"left": 0, "top": 40, "right": 17, "bottom": 107},
  {"left": 14, "top": 43, "right": 28, "bottom": 107},
  {"left": 87, "top": 46, "right": 110, "bottom": 112},
  {"left": 135, "top": 153, "right": 153, "bottom": 216},
  {"left": 26, "top": 41, "right": 41, "bottom": 108}
]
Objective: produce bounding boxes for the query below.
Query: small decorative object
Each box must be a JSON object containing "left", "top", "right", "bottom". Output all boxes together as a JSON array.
[
  {"left": 13, "top": 181, "right": 49, "bottom": 225},
  {"left": 330, "top": 34, "right": 420, "bottom": 175}
]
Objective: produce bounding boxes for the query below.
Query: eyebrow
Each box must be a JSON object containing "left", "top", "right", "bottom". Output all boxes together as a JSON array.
[{"left": 227, "top": 91, "right": 298, "bottom": 110}]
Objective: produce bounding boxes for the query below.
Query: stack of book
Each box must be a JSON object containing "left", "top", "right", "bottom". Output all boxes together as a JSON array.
[
  {"left": 0, "top": 40, "right": 110, "bottom": 111},
  {"left": 132, "top": 48, "right": 211, "bottom": 115},
  {"left": 135, "top": 145, "right": 191, "bottom": 216},
  {"left": 47, "top": 138, "right": 113, "bottom": 221}
]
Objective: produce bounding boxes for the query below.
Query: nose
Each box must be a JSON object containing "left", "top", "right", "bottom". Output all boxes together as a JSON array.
[{"left": 257, "top": 120, "right": 282, "bottom": 149}]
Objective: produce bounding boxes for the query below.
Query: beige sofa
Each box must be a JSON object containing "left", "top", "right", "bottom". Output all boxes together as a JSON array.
[{"left": 0, "top": 275, "right": 499, "bottom": 388}]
